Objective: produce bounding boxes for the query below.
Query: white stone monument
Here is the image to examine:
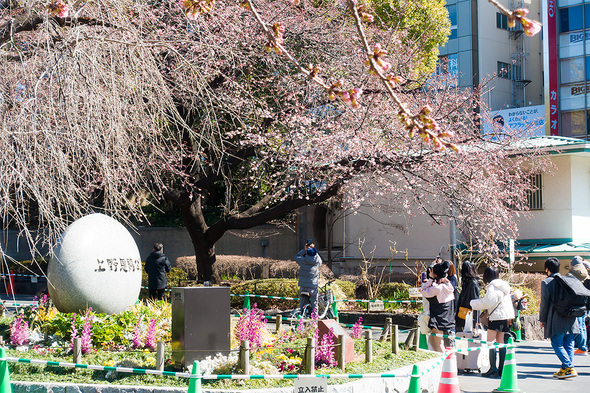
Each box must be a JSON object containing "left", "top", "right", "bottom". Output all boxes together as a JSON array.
[{"left": 48, "top": 213, "right": 142, "bottom": 314}]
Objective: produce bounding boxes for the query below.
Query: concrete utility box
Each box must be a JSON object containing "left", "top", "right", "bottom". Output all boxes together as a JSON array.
[{"left": 171, "top": 287, "right": 231, "bottom": 368}]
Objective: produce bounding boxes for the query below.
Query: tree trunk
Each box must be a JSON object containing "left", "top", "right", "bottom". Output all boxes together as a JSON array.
[
  {"left": 172, "top": 192, "right": 219, "bottom": 283},
  {"left": 183, "top": 210, "right": 217, "bottom": 282},
  {"left": 194, "top": 242, "right": 215, "bottom": 283}
]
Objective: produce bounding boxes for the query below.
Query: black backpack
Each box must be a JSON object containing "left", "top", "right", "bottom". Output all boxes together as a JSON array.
[{"left": 553, "top": 274, "right": 590, "bottom": 318}]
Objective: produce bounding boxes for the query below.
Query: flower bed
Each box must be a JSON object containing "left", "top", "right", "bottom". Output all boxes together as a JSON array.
[{"left": 0, "top": 297, "right": 435, "bottom": 389}]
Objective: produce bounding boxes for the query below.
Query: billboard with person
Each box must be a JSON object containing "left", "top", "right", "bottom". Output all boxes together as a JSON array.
[{"left": 482, "top": 105, "right": 546, "bottom": 139}]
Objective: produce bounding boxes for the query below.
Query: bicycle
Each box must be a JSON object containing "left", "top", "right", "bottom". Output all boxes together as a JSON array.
[{"left": 290, "top": 279, "right": 336, "bottom": 323}]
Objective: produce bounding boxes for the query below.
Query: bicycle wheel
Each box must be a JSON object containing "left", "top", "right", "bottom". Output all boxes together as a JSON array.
[
  {"left": 318, "top": 290, "right": 333, "bottom": 319},
  {"left": 289, "top": 308, "right": 301, "bottom": 326}
]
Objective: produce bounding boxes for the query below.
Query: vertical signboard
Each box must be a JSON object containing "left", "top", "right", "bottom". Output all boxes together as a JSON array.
[{"left": 547, "top": 0, "right": 559, "bottom": 135}]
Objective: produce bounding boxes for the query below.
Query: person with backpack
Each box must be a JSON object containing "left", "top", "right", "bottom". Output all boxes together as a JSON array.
[
  {"left": 567, "top": 257, "right": 589, "bottom": 356},
  {"left": 540, "top": 257, "right": 590, "bottom": 379}
]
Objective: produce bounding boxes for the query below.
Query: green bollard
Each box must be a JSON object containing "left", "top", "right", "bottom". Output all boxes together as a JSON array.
[
  {"left": 243, "top": 291, "right": 251, "bottom": 310},
  {"left": 187, "top": 360, "right": 201, "bottom": 393},
  {"left": 0, "top": 347, "right": 12, "bottom": 393},
  {"left": 331, "top": 293, "right": 339, "bottom": 320},
  {"left": 513, "top": 315, "right": 522, "bottom": 342}
]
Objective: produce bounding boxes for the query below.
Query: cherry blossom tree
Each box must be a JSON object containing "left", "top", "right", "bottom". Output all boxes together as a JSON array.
[{"left": 0, "top": 0, "right": 545, "bottom": 281}]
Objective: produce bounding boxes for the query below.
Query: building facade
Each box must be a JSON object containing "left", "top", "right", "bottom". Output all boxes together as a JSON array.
[
  {"left": 543, "top": 0, "right": 590, "bottom": 138},
  {"left": 441, "top": 0, "right": 545, "bottom": 134}
]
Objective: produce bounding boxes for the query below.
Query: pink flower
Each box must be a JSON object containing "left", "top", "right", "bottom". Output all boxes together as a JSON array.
[
  {"left": 349, "top": 88, "right": 362, "bottom": 108},
  {"left": 132, "top": 320, "right": 142, "bottom": 349},
  {"left": 80, "top": 311, "right": 93, "bottom": 354},
  {"left": 351, "top": 317, "right": 363, "bottom": 339},
  {"left": 521, "top": 18, "right": 542, "bottom": 36},
  {"left": 365, "top": 43, "right": 391, "bottom": 74},
  {"left": 272, "top": 22, "right": 285, "bottom": 45},
  {"left": 10, "top": 314, "right": 29, "bottom": 346},
  {"left": 362, "top": 13, "right": 374, "bottom": 23},
  {"left": 315, "top": 327, "right": 336, "bottom": 367},
  {"left": 179, "top": 0, "right": 214, "bottom": 18},
  {"left": 357, "top": 5, "right": 374, "bottom": 23},
  {"left": 512, "top": 8, "right": 529, "bottom": 18},
  {"left": 506, "top": 8, "right": 542, "bottom": 37},
  {"left": 234, "top": 305, "right": 268, "bottom": 348},
  {"left": 438, "top": 130, "right": 454, "bottom": 139},
  {"left": 46, "top": 0, "right": 69, "bottom": 18},
  {"left": 145, "top": 319, "right": 157, "bottom": 350}
]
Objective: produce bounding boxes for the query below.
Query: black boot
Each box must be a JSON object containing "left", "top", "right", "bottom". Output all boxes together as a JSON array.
[
  {"left": 482, "top": 348, "right": 499, "bottom": 378},
  {"left": 498, "top": 347, "right": 506, "bottom": 376}
]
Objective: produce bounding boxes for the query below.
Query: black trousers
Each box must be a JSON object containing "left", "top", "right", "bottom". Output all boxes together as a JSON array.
[{"left": 149, "top": 288, "right": 166, "bottom": 300}]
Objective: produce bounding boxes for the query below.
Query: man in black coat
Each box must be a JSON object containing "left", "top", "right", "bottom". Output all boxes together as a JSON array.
[{"left": 145, "top": 243, "right": 171, "bottom": 300}]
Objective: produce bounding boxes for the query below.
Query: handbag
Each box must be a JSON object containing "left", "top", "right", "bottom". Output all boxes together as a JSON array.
[
  {"left": 480, "top": 310, "right": 490, "bottom": 326},
  {"left": 480, "top": 300, "right": 502, "bottom": 326},
  {"left": 418, "top": 312, "right": 431, "bottom": 335},
  {"left": 457, "top": 306, "right": 470, "bottom": 320}
]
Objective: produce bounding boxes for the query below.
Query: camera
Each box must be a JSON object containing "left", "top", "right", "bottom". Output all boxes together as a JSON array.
[{"left": 421, "top": 271, "right": 427, "bottom": 282}]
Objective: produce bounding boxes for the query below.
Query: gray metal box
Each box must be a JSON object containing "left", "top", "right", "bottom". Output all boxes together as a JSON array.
[{"left": 171, "top": 287, "right": 231, "bottom": 368}]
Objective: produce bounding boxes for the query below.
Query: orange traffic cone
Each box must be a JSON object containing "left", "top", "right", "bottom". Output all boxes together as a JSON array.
[{"left": 438, "top": 348, "right": 460, "bottom": 393}]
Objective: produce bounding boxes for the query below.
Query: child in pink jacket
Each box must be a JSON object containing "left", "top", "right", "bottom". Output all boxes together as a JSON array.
[{"left": 421, "top": 260, "right": 456, "bottom": 352}]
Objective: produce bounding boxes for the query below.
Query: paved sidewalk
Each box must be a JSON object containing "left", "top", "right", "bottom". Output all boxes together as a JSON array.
[{"left": 458, "top": 340, "right": 590, "bottom": 392}]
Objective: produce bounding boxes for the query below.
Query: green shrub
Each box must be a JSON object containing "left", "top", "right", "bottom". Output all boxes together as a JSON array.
[
  {"left": 374, "top": 282, "right": 422, "bottom": 311},
  {"left": 377, "top": 282, "right": 411, "bottom": 299},
  {"left": 167, "top": 268, "right": 189, "bottom": 286},
  {"left": 141, "top": 264, "right": 188, "bottom": 288},
  {"left": 230, "top": 279, "right": 300, "bottom": 310},
  {"left": 335, "top": 279, "right": 356, "bottom": 299},
  {"left": 518, "top": 285, "right": 540, "bottom": 316}
]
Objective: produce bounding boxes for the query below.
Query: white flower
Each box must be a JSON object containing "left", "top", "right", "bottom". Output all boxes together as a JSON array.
[{"left": 28, "top": 330, "right": 44, "bottom": 344}]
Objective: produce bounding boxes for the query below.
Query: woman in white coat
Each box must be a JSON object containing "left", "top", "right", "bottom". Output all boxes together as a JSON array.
[{"left": 470, "top": 266, "right": 514, "bottom": 378}]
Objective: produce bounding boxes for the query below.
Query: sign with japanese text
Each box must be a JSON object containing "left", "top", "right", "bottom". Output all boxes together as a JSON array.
[
  {"left": 482, "top": 105, "right": 546, "bottom": 137},
  {"left": 294, "top": 376, "right": 328, "bottom": 393},
  {"left": 368, "top": 300, "right": 384, "bottom": 311}
]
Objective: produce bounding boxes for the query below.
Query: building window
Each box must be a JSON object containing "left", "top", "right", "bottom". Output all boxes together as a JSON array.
[
  {"left": 561, "top": 110, "right": 587, "bottom": 137},
  {"left": 560, "top": 5, "right": 584, "bottom": 32},
  {"left": 497, "top": 61, "right": 511, "bottom": 79},
  {"left": 497, "top": 12, "right": 508, "bottom": 30},
  {"left": 448, "top": 5, "right": 457, "bottom": 39},
  {"left": 527, "top": 174, "right": 543, "bottom": 211},
  {"left": 560, "top": 57, "right": 586, "bottom": 83}
]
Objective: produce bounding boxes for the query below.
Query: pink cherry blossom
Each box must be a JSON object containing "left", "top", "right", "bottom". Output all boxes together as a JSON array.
[
  {"left": 47, "top": 0, "right": 69, "bottom": 18},
  {"left": 521, "top": 18, "right": 542, "bottom": 36}
]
